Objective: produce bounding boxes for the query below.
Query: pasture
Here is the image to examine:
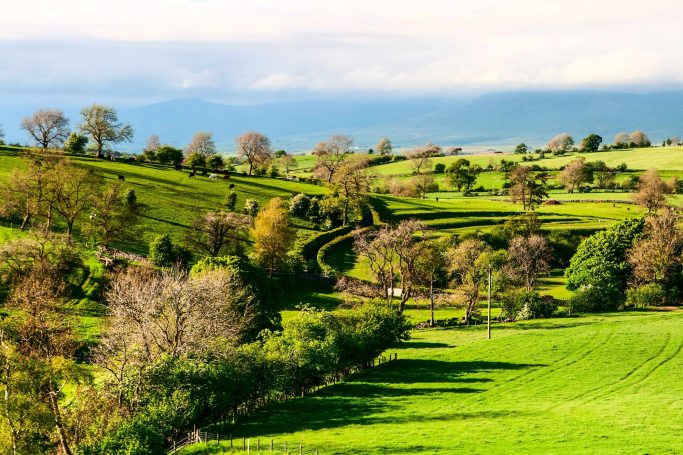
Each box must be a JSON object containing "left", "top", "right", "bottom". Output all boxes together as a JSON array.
[{"left": 182, "top": 310, "right": 683, "bottom": 454}]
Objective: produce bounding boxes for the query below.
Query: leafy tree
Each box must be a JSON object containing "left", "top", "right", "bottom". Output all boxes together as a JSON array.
[
  {"left": 243, "top": 199, "right": 259, "bottom": 217},
  {"left": 185, "top": 211, "right": 251, "bottom": 257},
  {"left": 253, "top": 198, "right": 296, "bottom": 278},
  {"left": 416, "top": 240, "right": 448, "bottom": 327},
  {"left": 21, "top": 109, "right": 70, "bottom": 150},
  {"left": 331, "top": 157, "right": 372, "bottom": 225},
  {"left": 507, "top": 166, "right": 549, "bottom": 211},
  {"left": 411, "top": 174, "right": 438, "bottom": 199},
  {"left": 434, "top": 163, "right": 446, "bottom": 173},
  {"left": 64, "top": 132, "right": 88, "bottom": 154},
  {"left": 51, "top": 161, "right": 101, "bottom": 242},
  {"left": 78, "top": 104, "right": 133, "bottom": 158},
  {"left": 580, "top": 134, "right": 602, "bottom": 152},
  {"left": 207, "top": 154, "right": 225, "bottom": 171},
  {"left": 148, "top": 234, "right": 176, "bottom": 267},
  {"left": 566, "top": 217, "right": 645, "bottom": 310},
  {"left": 446, "top": 159, "right": 482, "bottom": 192},
  {"left": 236, "top": 132, "right": 272, "bottom": 176},
  {"left": 506, "top": 235, "right": 551, "bottom": 291},
  {"left": 154, "top": 145, "right": 183, "bottom": 165},
  {"left": 184, "top": 152, "right": 206, "bottom": 170},
  {"left": 514, "top": 143, "right": 529, "bottom": 154},
  {"left": 84, "top": 181, "right": 139, "bottom": 248},
  {"left": 447, "top": 239, "right": 492, "bottom": 325},
  {"left": 289, "top": 193, "right": 311, "bottom": 218},
  {"left": 375, "top": 137, "right": 392, "bottom": 155},
  {"left": 225, "top": 191, "right": 238, "bottom": 211},
  {"left": 278, "top": 154, "right": 298, "bottom": 174}
]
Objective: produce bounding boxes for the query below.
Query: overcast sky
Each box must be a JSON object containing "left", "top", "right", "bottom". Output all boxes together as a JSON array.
[{"left": 2, "top": 0, "right": 683, "bottom": 107}]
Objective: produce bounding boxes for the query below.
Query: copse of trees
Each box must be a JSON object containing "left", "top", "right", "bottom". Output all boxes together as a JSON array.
[{"left": 613, "top": 131, "right": 651, "bottom": 148}]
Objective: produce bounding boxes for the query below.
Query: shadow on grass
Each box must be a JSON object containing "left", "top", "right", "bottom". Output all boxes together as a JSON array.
[
  {"left": 400, "top": 341, "right": 453, "bottom": 349},
  {"left": 492, "top": 321, "right": 594, "bottom": 331}
]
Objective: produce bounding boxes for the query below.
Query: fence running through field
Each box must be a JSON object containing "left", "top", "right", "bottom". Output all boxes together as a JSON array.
[{"left": 167, "top": 353, "right": 399, "bottom": 454}]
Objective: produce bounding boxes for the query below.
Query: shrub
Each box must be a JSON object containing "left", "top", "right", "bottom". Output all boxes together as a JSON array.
[
  {"left": 269, "top": 166, "right": 280, "bottom": 178},
  {"left": 126, "top": 188, "right": 137, "bottom": 206},
  {"left": 190, "top": 256, "right": 242, "bottom": 277},
  {"left": 225, "top": 191, "right": 238, "bottom": 211},
  {"left": 625, "top": 283, "right": 674, "bottom": 308},
  {"left": 501, "top": 290, "right": 557, "bottom": 320},
  {"left": 289, "top": 193, "right": 311, "bottom": 218},
  {"left": 148, "top": 234, "right": 175, "bottom": 267},
  {"left": 434, "top": 163, "right": 446, "bottom": 173},
  {"left": 243, "top": 199, "right": 260, "bottom": 217}
]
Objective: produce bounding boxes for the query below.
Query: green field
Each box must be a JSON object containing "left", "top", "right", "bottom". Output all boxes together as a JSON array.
[{"left": 182, "top": 310, "right": 683, "bottom": 454}]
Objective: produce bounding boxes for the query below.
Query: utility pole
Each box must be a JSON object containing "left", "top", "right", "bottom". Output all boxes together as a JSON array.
[{"left": 487, "top": 264, "right": 492, "bottom": 340}]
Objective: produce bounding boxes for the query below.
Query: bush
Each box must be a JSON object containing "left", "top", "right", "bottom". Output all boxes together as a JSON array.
[
  {"left": 289, "top": 193, "right": 311, "bottom": 218},
  {"left": 244, "top": 199, "right": 260, "bottom": 216},
  {"left": 625, "top": 283, "right": 675, "bottom": 308},
  {"left": 225, "top": 191, "right": 238, "bottom": 211},
  {"left": 190, "top": 256, "right": 242, "bottom": 277},
  {"left": 126, "top": 189, "right": 137, "bottom": 206},
  {"left": 501, "top": 290, "right": 557, "bottom": 320},
  {"left": 148, "top": 234, "right": 190, "bottom": 267},
  {"left": 434, "top": 163, "right": 446, "bottom": 173}
]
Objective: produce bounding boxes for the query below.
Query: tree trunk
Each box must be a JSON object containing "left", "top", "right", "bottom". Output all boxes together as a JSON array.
[
  {"left": 48, "top": 388, "right": 73, "bottom": 455},
  {"left": 429, "top": 278, "right": 435, "bottom": 327},
  {"left": 20, "top": 213, "right": 31, "bottom": 230},
  {"left": 66, "top": 221, "right": 74, "bottom": 244}
]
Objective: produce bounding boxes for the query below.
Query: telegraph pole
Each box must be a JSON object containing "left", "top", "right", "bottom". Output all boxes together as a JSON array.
[{"left": 487, "top": 264, "right": 492, "bottom": 340}]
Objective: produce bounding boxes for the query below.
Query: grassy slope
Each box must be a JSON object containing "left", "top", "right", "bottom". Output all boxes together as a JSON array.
[
  {"left": 182, "top": 311, "right": 683, "bottom": 455},
  {"left": 0, "top": 151, "right": 327, "bottom": 254}
]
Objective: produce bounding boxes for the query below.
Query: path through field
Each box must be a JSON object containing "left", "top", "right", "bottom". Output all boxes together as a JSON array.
[{"left": 183, "top": 311, "right": 683, "bottom": 454}]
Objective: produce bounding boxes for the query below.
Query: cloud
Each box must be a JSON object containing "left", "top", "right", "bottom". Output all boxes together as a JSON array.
[{"left": 1, "top": 0, "right": 683, "bottom": 106}]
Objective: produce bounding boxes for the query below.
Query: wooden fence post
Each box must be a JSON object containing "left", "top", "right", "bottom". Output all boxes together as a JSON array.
[{"left": 271, "top": 439, "right": 274, "bottom": 451}]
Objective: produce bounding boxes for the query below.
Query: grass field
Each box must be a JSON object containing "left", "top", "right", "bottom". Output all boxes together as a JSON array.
[{"left": 182, "top": 310, "right": 683, "bottom": 454}]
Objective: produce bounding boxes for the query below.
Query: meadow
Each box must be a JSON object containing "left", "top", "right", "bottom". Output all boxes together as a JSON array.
[{"left": 181, "top": 310, "right": 683, "bottom": 454}]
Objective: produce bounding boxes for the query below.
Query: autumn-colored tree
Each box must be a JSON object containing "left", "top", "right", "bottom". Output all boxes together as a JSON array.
[
  {"left": 253, "top": 198, "right": 296, "bottom": 278},
  {"left": 406, "top": 146, "right": 434, "bottom": 175},
  {"left": 144, "top": 134, "right": 160, "bottom": 153},
  {"left": 78, "top": 104, "right": 133, "bottom": 158},
  {"left": 632, "top": 169, "right": 671, "bottom": 212},
  {"left": 614, "top": 132, "right": 631, "bottom": 148},
  {"left": 21, "top": 109, "right": 70, "bottom": 150},
  {"left": 278, "top": 154, "right": 298, "bottom": 174},
  {"left": 313, "top": 134, "right": 353, "bottom": 182},
  {"left": 375, "top": 137, "right": 392, "bottom": 155},
  {"left": 235, "top": 132, "right": 272, "bottom": 176},
  {"left": 185, "top": 211, "right": 251, "bottom": 257},
  {"left": 185, "top": 131, "right": 216, "bottom": 157},
  {"left": 629, "top": 131, "right": 651, "bottom": 148},
  {"left": 558, "top": 158, "right": 592, "bottom": 193}
]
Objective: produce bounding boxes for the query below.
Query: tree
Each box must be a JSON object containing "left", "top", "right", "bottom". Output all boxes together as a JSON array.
[
  {"left": 447, "top": 239, "right": 492, "bottom": 325},
  {"left": 546, "top": 133, "right": 574, "bottom": 154},
  {"left": 566, "top": 217, "right": 645, "bottom": 310},
  {"left": 629, "top": 131, "right": 651, "bottom": 148},
  {"left": 85, "top": 181, "right": 138, "bottom": 248},
  {"left": 514, "top": 143, "right": 529, "bottom": 154},
  {"left": 406, "top": 146, "right": 434, "bottom": 175},
  {"left": 154, "top": 145, "right": 183, "bottom": 165},
  {"left": 627, "top": 210, "right": 683, "bottom": 290},
  {"left": 411, "top": 174, "right": 438, "bottom": 199},
  {"left": 78, "top": 104, "right": 133, "bottom": 158},
  {"left": 185, "top": 132, "right": 216, "bottom": 158},
  {"left": 51, "top": 162, "right": 101, "bottom": 242},
  {"left": 253, "top": 198, "right": 296, "bottom": 278},
  {"left": 185, "top": 211, "right": 251, "bottom": 257},
  {"left": 236, "top": 132, "right": 272, "bottom": 176},
  {"left": 579, "top": 134, "right": 602, "bottom": 153},
  {"left": 331, "top": 157, "right": 372, "bottom": 225},
  {"left": 558, "top": 158, "right": 592, "bottom": 193},
  {"left": 207, "top": 154, "right": 225, "bottom": 171},
  {"left": 632, "top": 169, "right": 671, "bottom": 212},
  {"left": 313, "top": 134, "right": 352, "bottom": 182},
  {"left": 446, "top": 159, "right": 482, "bottom": 192},
  {"left": 21, "top": 109, "right": 70, "bottom": 150},
  {"left": 278, "top": 154, "right": 298, "bottom": 174},
  {"left": 145, "top": 134, "right": 160, "bottom": 153},
  {"left": 506, "top": 235, "right": 551, "bottom": 291},
  {"left": 64, "top": 132, "right": 88, "bottom": 154},
  {"left": 614, "top": 132, "right": 631, "bottom": 148},
  {"left": 375, "top": 137, "right": 392, "bottom": 155},
  {"left": 225, "top": 191, "right": 238, "bottom": 212},
  {"left": 184, "top": 152, "right": 206, "bottom": 170},
  {"left": 416, "top": 240, "right": 448, "bottom": 327},
  {"left": 507, "top": 166, "right": 549, "bottom": 210}
]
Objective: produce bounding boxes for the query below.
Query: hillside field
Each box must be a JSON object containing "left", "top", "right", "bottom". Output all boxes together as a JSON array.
[{"left": 181, "top": 310, "right": 683, "bottom": 454}]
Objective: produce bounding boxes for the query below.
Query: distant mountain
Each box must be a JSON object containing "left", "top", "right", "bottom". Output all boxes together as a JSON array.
[{"left": 2, "top": 91, "right": 683, "bottom": 151}]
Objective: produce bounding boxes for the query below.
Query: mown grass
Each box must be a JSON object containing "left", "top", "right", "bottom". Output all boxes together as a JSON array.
[{"left": 182, "top": 310, "right": 683, "bottom": 454}]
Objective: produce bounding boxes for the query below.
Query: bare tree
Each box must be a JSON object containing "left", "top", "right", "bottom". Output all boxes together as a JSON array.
[
  {"left": 185, "top": 211, "right": 251, "bottom": 257},
  {"left": 145, "top": 134, "right": 160, "bottom": 153},
  {"left": 546, "top": 133, "right": 574, "bottom": 154},
  {"left": 447, "top": 239, "right": 492, "bottom": 325},
  {"left": 629, "top": 131, "right": 651, "bottom": 148},
  {"left": 416, "top": 240, "right": 448, "bottom": 327},
  {"left": 21, "top": 109, "right": 70, "bottom": 150},
  {"left": 406, "top": 146, "right": 434, "bottom": 175},
  {"left": 628, "top": 210, "right": 683, "bottom": 287},
  {"left": 632, "top": 169, "right": 671, "bottom": 212},
  {"left": 185, "top": 132, "right": 216, "bottom": 157},
  {"left": 236, "top": 132, "right": 273, "bottom": 175},
  {"left": 558, "top": 158, "right": 592, "bottom": 193},
  {"left": 78, "top": 104, "right": 133, "bottom": 158},
  {"left": 506, "top": 235, "right": 551, "bottom": 291},
  {"left": 313, "top": 134, "right": 352, "bottom": 182},
  {"left": 614, "top": 132, "right": 631, "bottom": 148},
  {"left": 375, "top": 137, "right": 392, "bottom": 155}
]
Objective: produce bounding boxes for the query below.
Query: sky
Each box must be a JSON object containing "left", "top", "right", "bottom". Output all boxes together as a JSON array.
[{"left": 2, "top": 0, "right": 683, "bottom": 108}]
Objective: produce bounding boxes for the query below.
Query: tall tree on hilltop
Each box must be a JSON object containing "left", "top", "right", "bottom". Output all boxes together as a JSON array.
[
  {"left": 78, "top": 104, "right": 133, "bottom": 158},
  {"left": 236, "top": 132, "right": 273, "bottom": 176},
  {"left": 21, "top": 109, "right": 70, "bottom": 150}
]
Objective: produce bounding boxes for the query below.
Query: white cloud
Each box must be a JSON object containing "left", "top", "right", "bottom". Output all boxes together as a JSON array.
[{"left": 1, "top": 0, "right": 683, "bottom": 102}]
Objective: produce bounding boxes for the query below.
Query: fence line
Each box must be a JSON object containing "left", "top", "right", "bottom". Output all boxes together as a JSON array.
[{"left": 166, "top": 352, "right": 399, "bottom": 454}]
